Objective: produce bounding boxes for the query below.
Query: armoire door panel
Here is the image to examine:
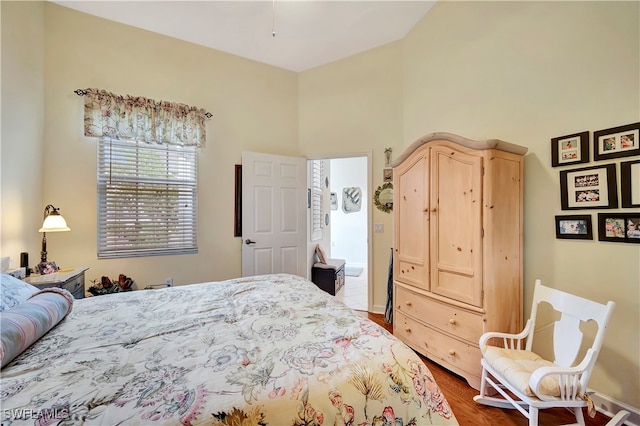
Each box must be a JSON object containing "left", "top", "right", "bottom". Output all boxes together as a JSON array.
[
  {"left": 397, "top": 259, "right": 428, "bottom": 290},
  {"left": 394, "top": 152, "right": 429, "bottom": 288},
  {"left": 430, "top": 146, "right": 483, "bottom": 307}
]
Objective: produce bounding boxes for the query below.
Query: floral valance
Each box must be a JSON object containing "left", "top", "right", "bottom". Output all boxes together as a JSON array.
[{"left": 78, "top": 88, "right": 211, "bottom": 148}]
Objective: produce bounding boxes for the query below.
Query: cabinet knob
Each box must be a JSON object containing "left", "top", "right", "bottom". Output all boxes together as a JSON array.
[
  {"left": 405, "top": 327, "right": 411, "bottom": 333},
  {"left": 405, "top": 301, "right": 412, "bottom": 307},
  {"left": 448, "top": 318, "right": 456, "bottom": 325},
  {"left": 448, "top": 349, "right": 456, "bottom": 356}
]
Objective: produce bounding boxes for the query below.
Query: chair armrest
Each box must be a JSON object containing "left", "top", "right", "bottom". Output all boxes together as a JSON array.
[
  {"left": 479, "top": 319, "right": 534, "bottom": 350},
  {"left": 529, "top": 349, "right": 598, "bottom": 401}
]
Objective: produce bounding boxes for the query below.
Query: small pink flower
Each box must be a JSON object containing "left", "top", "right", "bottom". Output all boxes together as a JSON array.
[{"left": 382, "top": 406, "right": 395, "bottom": 422}]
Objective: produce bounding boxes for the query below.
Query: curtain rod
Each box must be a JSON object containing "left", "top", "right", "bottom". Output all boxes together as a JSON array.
[{"left": 74, "top": 89, "right": 213, "bottom": 119}]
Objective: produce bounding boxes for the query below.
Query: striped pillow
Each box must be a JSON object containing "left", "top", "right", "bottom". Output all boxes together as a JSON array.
[{"left": 0, "top": 288, "right": 74, "bottom": 368}]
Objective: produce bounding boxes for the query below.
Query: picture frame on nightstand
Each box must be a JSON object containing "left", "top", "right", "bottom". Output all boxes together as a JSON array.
[{"left": 37, "top": 261, "right": 58, "bottom": 275}]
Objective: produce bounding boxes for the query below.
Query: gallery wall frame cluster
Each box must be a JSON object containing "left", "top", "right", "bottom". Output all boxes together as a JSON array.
[{"left": 552, "top": 121, "right": 640, "bottom": 244}]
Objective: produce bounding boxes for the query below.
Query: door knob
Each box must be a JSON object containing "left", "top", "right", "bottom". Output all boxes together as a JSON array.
[{"left": 245, "top": 239, "right": 256, "bottom": 245}]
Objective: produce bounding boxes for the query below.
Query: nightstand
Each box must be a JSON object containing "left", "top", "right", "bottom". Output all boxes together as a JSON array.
[{"left": 24, "top": 267, "right": 89, "bottom": 299}]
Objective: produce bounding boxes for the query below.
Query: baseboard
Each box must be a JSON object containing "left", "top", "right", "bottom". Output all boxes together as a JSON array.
[
  {"left": 591, "top": 390, "right": 639, "bottom": 426},
  {"left": 371, "top": 304, "right": 385, "bottom": 315}
]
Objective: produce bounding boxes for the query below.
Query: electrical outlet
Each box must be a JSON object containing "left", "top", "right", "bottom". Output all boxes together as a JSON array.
[
  {"left": 165, "top": 277, "right": 173, "bottom": 287},
  {"left": 374, "top": 223, "right": 384, "bottom": 233}
]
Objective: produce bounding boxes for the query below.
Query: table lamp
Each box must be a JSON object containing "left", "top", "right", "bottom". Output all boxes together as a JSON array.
[{"left": 38, "top": 204, "right": 70, "bottom": 271}]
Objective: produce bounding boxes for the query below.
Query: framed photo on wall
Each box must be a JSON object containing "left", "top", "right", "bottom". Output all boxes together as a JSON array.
[
  {"left": 621, "top": 159, "right": 640, "bottom": 208},
  {"left": 551, "top": 131, "right": 589, "bottom": 167},
  {"left": 598, "top": 213, "right": 640, "bottom": 244},
  {"left": 383, "top": 168, "right": 393, "bottom": 182},
  {"left": 593, "top": 122, "right": 640, "bottom": 161},
  {"left": 555, "top": 215, "right": 593, "bottom": 240},
  {"left": 559, "top": 164, "right": 618, "bottom": 210}
]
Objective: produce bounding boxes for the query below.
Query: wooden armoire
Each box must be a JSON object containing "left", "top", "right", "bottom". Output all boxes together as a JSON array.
[{"left": 391, "top": 132, "right": 527, "bottom": 390}]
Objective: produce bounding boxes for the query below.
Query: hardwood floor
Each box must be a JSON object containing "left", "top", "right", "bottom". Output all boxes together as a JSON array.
[{"left": 363, "top": 312, "right": 617, "bottom": 426}]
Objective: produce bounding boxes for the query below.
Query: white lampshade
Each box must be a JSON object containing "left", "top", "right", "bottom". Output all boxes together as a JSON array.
[{"left": 39, "top": 211, "right": 70, "bottom": 232}]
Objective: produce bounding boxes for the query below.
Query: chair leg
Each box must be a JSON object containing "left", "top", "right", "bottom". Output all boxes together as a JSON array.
[
  {"left": 573, "top": 406, "right": 586, "bottom": 425},
  {"left": 478, "top": 365, "right": 488, "bottom": 398},
  {"left": 528, "top": 406, "right": 539, "bottom": 426},
  {"left": 605, "top": 410, "right": 630, "bottom": 426}
]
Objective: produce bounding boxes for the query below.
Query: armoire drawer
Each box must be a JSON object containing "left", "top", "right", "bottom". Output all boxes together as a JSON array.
[
  {"left": 394, "top": 310, "right": 482, "bottom": 377},
  {"left": 395, "top": 285, "right": 484, "bottom": 343}
]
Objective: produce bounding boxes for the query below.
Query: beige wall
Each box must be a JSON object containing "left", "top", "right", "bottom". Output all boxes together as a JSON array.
[
  {"left": 2, "top": 0, "right": 638, "bottom": 410},
  {"left": 299, "top": 41, "right": 404, "bottom": 311},
  {"left": 2, "top": 2, "right": 299, "bottom": 286},
  {"left": 1, "top": 1, "right": 45, "bottom": 266},
  {"left": 402, "top": 1, "right": 639, "bottom": 408}
]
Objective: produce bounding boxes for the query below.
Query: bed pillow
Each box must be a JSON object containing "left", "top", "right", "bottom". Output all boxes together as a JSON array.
[
  {"left": 0, "top": 273, "right": 39, "bottom": 312},
  {"left": 0, "top": 288, "right": 74, "bottom": 368},
  {"left": 315, "top": 244, "right": 327, "bottom": 264}
]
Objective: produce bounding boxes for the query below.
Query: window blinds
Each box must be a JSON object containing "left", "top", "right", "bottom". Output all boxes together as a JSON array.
[
  {"left": 310, "top": 160, "right": 324, "bottom": 241},
  {"left": 97, "top": 138, "right": 198, "bottom": 258}
]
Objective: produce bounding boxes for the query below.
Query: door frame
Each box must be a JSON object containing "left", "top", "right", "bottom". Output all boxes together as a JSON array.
[{"left": 306, "top": 151, "right": 372, "bottom": 312}]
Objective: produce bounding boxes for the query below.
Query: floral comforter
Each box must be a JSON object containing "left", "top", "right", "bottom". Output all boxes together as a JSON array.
[{"left": 1, "top": 274, "right": 458, "bottom": 425}]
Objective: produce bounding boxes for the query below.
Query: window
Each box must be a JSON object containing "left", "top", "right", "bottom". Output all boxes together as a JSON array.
[{"left": 97, "top": 138, "right": 197, "bottom": 258}]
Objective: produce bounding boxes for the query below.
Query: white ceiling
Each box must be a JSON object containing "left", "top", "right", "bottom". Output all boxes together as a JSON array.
[{"left": 52, "top": 1, "right": 436, "bottom": 72}]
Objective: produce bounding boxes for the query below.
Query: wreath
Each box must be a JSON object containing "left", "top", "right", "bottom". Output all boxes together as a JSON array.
[{"left": 374, "top": 182, "right": 393, "bottom": 213}]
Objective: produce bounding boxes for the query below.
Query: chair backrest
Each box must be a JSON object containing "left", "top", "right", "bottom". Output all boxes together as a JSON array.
[{"left": 526, "top": 279, "right": 615, "bottom": 369}]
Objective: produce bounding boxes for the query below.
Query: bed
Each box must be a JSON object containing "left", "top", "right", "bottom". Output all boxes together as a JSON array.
[{"left": 1, "top": 272, "right": 458, "bottom": 425}]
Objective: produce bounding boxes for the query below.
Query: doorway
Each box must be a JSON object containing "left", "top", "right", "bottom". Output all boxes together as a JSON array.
[{"left": 326, "top": 155, "right": 370, "bottom": 311}]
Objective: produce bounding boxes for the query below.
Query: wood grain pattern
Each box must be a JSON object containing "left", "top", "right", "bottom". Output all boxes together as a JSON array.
[{"left": 392, "top": 138, "right": 525, "bottom": 390}]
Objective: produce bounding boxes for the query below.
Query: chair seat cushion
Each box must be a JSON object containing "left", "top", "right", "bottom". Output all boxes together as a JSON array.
[{"left": 484, "top": 346, "right": 561, "bottom": 397}]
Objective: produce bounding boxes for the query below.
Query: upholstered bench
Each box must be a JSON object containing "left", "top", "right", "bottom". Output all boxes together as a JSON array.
[{"left": 311, "top": 258, "right": 345, "bottom": 296}]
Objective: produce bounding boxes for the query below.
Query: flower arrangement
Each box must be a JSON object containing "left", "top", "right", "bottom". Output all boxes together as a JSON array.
[{"left": 88, "top": 274, "right": 135, "bottom": 296}]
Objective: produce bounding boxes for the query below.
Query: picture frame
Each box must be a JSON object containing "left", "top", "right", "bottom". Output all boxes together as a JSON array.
[
  {"left": 383, "top": 168, "right": 393, "bottom": 182},
  {"left": 551, "top": 131, "right": 589, "bottom": 167},
  {"left": 621, "top": 159, "right": 640, "bottom": 208},
  {"left": 555, "top": 215, "right": 593, "bottom": 240},
  {"left": 597, "top": 213, "right": 640, "bottom": 244},
  {"left": 593, "top": 122, "right": 640, "bottom": 161},
  {"left": 342, "top": 187, "right": 362, "bottom": 213},
  {"left": 37, "top": 261, "right": 58, "bottom": 275},
  {"left": 559, "top": 164, "right": 618, "bottom": 210}
]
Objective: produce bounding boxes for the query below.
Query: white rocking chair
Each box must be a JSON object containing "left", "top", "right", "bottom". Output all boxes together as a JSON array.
[{"left": 473, "top": 279, "right": 622, "bottom": 426}]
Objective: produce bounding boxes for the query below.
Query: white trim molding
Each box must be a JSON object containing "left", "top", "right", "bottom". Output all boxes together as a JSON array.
[{"left": 592, "top": 390, "right": 639, "bottom": 426}]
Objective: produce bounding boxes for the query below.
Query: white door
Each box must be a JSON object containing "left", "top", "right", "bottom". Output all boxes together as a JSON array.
[{"left": 241, "top": 151, "right": 307, "bottom": 277}]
